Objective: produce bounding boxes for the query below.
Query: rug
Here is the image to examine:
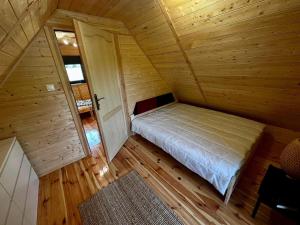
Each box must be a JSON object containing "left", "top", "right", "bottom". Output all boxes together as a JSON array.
[{"left": 79, "top": 170, "right": 184, "bottom": 225}]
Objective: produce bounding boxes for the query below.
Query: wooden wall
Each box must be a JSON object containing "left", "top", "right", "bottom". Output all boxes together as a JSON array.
[
  {"left": 0, "top": 0, "right": 58, "bottom": 85},
  {"left": 0, "top": 9, "right": 171, "bottom": 175},
  {"left": 58, "top": 0, "right": 300, "bottom": 131},
  {"left": 58, "top": 44, "right": 80, "bottom": 56},
  {"left": 161, "top": 0, "right": 300, "bottom": 131},
  {"left": 118, "top": 35, "right": 171, "bottom": 114},
  {"left": 46, "top": 9, "right": 130, "bottom": 34},
  {"left": 0, "top": 30, "right": 85, "bottom": 176},
  {"left": 71, "top": 83, "right": 91, "bottom": 101},
  {"left": 47, "top": 9, "right": 172, "bottom": 115},
  {"left": 111, "top": 0, "right": 207, "bottom": 106},
  {"left": 1, "top": 0, "right": 299, "bottom": 175},
  {"left": 56, "top": 2, "right": 206, "bottom": 106}
]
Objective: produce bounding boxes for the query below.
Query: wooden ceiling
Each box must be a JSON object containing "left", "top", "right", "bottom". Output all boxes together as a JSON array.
[
  {"left": 161, "top": 0, "right": 300, "bottom": 130},
  {"left": 0, "top": 0, "right": 58, "bottom": 85},
  {"left": 57, "top": 0, "right": 300, "bottom": 131},
  {"left": 1, "top": 0, "right": 300, "bottom": 130},
  {"left": 55, "top": 30, "right": 80, "bottom": 56}
]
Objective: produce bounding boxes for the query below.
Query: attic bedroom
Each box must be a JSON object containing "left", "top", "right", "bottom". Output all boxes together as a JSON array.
[{"left": 0, "top": 0, "right": 300, "bottom": 225}]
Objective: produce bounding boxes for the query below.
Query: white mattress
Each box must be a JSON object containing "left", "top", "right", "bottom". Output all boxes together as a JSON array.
[{"left": 131, "top": 103, "right": 265, "bottom": 195}]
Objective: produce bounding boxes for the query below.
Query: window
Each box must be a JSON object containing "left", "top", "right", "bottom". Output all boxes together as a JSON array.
[{"left": 65, "top": 64, "right": 85, "bottom": 83}]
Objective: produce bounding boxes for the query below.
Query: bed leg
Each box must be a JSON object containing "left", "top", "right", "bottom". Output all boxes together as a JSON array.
[
  {"left": 224, "top": 189, "right": 232, "bottom": 205},
  {"left": 224, "top": 175, "right": 237, "bottom": 205}
]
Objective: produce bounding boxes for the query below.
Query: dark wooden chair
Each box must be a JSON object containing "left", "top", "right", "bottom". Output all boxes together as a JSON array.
[{"left": 252, "top": 165, "right": 300, "bottom": 224}]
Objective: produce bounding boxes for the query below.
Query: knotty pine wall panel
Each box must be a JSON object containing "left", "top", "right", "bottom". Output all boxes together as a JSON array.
[
  {"left": 47, "top": 10, "right": 173, "bottom": 115},
  {"left": 57, "top": 1, "right": 300, "bottom": 129},
  {"left": 46, "top": 9, "right": 130, "bottom": 35},
  {"left": 59, "top": 44, "right": 80, "bottom": 56},
  {"left": 71, "top": 83, "right": 91, "bottom": 100},
  {"left": 0, "top": 0, "right": 58, "bottom": 84},
  {"left": 118, "top": 35, "right": 171, "bottom": 114},
  {"left": 107, "top": 0, "right": 207, "bottom": 105},
  {"left": 0, "top": 30, "right": 85, "bottom": 176},
  {"left": 162, "top": 0, "right": 300, "bottom": 130}
]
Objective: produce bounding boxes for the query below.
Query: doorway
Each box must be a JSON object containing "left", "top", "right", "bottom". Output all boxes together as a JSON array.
[{"left": 54, "top": 30, "right": 103, "bottom": 156}]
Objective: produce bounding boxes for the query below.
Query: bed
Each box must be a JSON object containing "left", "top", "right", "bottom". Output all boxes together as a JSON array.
[
  {"left": 131, "top": 94, "right": 265, "bottom": 203},
  {"left": 76, "top": 99, "right": 94, "bottom": 117}
]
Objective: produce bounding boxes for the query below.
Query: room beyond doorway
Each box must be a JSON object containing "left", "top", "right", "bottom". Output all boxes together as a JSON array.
[
  {"left": 54, "top": 30, "right": 103, "bottom": 155},
  {"left": 82, "top": 117, "right": 102, "bottom": 153}
]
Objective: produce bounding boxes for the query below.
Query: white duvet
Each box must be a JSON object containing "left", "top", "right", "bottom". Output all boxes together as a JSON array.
[{"left": 131, "top": 103, "right": 265, "bottom": 195}]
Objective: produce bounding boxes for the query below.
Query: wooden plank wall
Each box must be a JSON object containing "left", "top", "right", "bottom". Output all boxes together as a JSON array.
[
  {"left": 58, "top": 0, "right": 300, "bottom": 131},
  {"left": 57, "top": 1, "right": 207, "bottom": 106},
  {"left": 0, "top": 0, "right": 58, "bottom": 85},
  {"left": 59, "top": 44, "right": 80, "bottom": 56},
  {"left": 0, "top": 30, "right": 85, "bottom": 176},
  {"left": 0, "top": 10, "right": 171, "bottom": 175},
  {"left": 105, "top": 0, "right": 207, "bottom": 106},
  {"left": 46, "top": 9, "right": 130, "bottom": 34},
  {"left": 47, "top": 10, "right": 172, "bottom": 115},
  {"left": 71, "top": 83, "right": 91, "bottom": 101},
  {"left": 161, "top": 0, "right": 300, "bottom": 130},
  {"left": 1, "top": 0, "right": 299, "bottom": 176},
  {"left": 118, "top": 35, "right": 171, "bottom": 114}
]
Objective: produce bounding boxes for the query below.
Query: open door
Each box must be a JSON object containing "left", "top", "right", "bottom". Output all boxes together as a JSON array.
[{"left": 74, "top": 20, "right": 128, "bottom": 162}]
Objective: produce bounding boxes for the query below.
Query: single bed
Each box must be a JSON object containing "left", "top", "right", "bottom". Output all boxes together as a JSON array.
[
  {"left": 76, "top": 99, "right": 94, "bottom": 117},
  {"left": 131, "top": 94, "right": 265, "bottom": 203}
]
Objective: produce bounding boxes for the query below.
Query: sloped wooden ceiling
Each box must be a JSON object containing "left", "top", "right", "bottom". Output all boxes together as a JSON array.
[
  {"left": 58, "top": 0, "right": 207, "bottom": 105},
  {"left": 58, "top": 0, "right": 300, "bottom": 131},
  {"left": 118, "top": 35, "right": 172, "bottom": 113},
  {"left": 0, "top": 0, "right": 58, "bottom": 85},
  {"left": 161, "top": 0, "right": 300, "bottom": 131}
]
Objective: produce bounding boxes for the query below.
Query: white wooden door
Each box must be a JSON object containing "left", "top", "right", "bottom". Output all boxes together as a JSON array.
[{"left": 74, "top": 20, "right": 128, "bottom": 161}]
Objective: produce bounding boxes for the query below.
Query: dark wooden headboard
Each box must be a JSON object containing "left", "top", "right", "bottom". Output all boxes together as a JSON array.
[{"left": 133, "top": 93, "right": 175, "bottom": 116}]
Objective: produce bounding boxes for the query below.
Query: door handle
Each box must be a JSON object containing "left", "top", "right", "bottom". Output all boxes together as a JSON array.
[{"left": 94, "top": 94, "right": 104, "bottom": 110}]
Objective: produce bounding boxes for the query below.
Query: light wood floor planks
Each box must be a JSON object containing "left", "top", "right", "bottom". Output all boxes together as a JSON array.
[
  {"left": 37, "top": 135, "right": 296, "bottom": 225},
  {"left": 82, "top": 116, "right": 101, "bottom": 153}
]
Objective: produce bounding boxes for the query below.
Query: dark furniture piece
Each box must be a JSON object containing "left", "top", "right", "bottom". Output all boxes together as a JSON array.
[
  {"left": 252, "top": 165, "right": 300, "bottom": 223},
  {"left": 133, "top": 93, "right": 175, "bottom": 116}
]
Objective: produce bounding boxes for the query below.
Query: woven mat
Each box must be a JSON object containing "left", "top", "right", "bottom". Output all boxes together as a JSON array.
[{"left": 79, "top": 170, "right": 184, "bottom": 225}]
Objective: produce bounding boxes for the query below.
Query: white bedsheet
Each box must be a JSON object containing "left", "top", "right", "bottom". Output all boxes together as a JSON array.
[{"left": 131, "top": 103, "right": 265, "bottom": 195}]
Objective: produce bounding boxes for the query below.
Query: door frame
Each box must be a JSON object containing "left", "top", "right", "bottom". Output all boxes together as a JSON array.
[
  {"left": 44, "top": 25, "right": 92, "bottom": 157},
  {"left": 44, "top": 23, "right": 130, "bottom": 161},
  {"left": 73, "top": 20, "right": 129, "bottom": 162}
]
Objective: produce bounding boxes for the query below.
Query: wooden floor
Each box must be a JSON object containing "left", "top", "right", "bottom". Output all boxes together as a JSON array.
[
  {"left": 82, "top": 116, "right": 101, "bottom": 154},
  {"left": 37, "top": 135, "right": 296, "bottom": 225}
]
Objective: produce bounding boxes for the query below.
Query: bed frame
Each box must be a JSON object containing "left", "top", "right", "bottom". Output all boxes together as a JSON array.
[
  {"left": 224, "top": 135, "right": 263, "bottom": 204},
  {"left": 133, "top": 93, "right": 264, "bottom": 204},
  {"left": 133, "top": 93, "right": 175, "bottom": 116}
]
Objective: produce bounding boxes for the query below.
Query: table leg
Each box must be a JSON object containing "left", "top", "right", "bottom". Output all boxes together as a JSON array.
[{"left": 252, "top": 196, "right": 261, "bottom": 218}]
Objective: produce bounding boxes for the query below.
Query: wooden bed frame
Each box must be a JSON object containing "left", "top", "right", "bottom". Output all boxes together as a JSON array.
[
  {"left": 78, "top": 105, "right": 94, "bottom": 118},
  {"left": 224, "top": 135, "right": 263, "bottom": 204},
  {"left": 133, "top": 93, "right": 175, "bottom": 116},
  {"left": 133, "top": 93, "right": 265, "bottom": 204}
]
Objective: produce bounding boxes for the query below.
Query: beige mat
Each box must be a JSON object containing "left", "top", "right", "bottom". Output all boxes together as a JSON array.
[{"left": 79, "top": 170, "right": 184, "bottom": 225}]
